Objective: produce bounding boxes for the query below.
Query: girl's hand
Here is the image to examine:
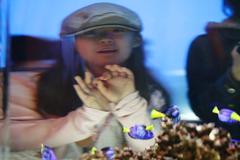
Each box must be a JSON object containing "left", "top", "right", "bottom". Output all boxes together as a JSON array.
[
  {"left": 231, "top": 44, "right": 240, "bottom": 81},
  {"left": 73, "top": 72, "right": 110, "bottom": 111},
  {"left": 94, "top": 65, "right": 136, "bottom": 103}
]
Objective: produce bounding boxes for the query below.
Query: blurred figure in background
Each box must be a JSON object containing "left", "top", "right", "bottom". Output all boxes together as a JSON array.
[{"left": 186, "top": 0, "right": 240, "bottom": 140}]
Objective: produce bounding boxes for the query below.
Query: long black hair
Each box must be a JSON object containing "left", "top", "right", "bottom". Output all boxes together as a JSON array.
[{"left": 36, "top": 35, "right": 170, "bottom": 116}]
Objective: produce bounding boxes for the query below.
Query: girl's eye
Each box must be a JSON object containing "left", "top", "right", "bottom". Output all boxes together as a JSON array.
[{"left": 77, "top": 28, "right": 130, "bottom": 38}]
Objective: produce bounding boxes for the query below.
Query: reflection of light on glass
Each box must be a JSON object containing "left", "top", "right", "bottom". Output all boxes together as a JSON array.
[
  {"left": 180, "top": 105, "right": 199, "bottom": 121},
  {"left": 0, "top": 0, "right": 10, "bottom": 159},
  {"left": 161, "top": 69, "right": 198, "bottom": 121},
  {"left": 162, "top": 69, "right": 186, "bottom": 76},
  {"left": 0, "top": 0, "right": 10, "bottom": 116},
  {"left": 0, "top": 1, "right": 7, "bottom": 68}
]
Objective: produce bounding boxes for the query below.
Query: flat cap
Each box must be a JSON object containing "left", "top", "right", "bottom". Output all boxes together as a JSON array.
[{"left": 60, "top": 2, "right": 142, "bottom": 37}]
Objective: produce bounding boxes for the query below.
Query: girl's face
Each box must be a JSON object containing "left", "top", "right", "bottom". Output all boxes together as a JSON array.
[{"left": 75, "top": 27, "right": 138, "bottom": 67}]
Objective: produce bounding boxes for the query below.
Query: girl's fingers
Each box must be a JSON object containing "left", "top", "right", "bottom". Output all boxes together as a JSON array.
[
  {"left": 120, "top": 67, "right": 134, "bottom": 79},
  {"left": 74, "top": 76, "right": 90, "bottom": 94},
  {"left": 119, "top": 71, "right": 127, "bottom": 78},
  {"left": 105, "top": 64, "right": 118, "bottom": 72},
  {"left": 105, "top": 65, "right": 133, "bottom": 79},
  {"left": 94, "top": 80, "right": 108, "bottom": 95},
  {"left": 104, "top": 65, "right": 121, "bottom": 77},
  {"left": 111, "top": 71, "right": 119, "bottom": 77},
  {"left": 100, "top": 72, "right": 112, "bottom": 80},
  {"left": 73, "top": 84, "right": 88, "bottom": 100},
  {"left": 84, "top": 71, "right": 92, "bottom": 85}
]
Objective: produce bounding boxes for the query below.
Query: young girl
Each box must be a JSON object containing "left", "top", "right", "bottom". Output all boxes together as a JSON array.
[{"left": 4, "top": 2, "right": 170, "bottom": 154}]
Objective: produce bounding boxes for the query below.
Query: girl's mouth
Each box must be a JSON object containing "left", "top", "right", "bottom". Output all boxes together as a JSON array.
[{"left": 97, "top": 49, "right": 118, "bottom": 54}]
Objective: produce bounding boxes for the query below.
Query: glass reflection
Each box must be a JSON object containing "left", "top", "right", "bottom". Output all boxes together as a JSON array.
[{"left": 0, "top": 0, "right": 10, "bottom": 159}]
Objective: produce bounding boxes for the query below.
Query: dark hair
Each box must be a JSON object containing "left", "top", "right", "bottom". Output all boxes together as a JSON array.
[
  {"left": 36, "top": 35, "right": 170, "bottom": 116},
  {"left": 223, "top": 0, "right": 240, "bottom": 19}
]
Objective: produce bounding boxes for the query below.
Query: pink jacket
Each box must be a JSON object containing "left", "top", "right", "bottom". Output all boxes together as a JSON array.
[{"left": 0, "top": 72, "right": 159, "bottom": 152}]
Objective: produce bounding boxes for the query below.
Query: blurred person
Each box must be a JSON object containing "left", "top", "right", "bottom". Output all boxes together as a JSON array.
[{"left": 186, "top": 0, "right": 240, "bottom": 140}]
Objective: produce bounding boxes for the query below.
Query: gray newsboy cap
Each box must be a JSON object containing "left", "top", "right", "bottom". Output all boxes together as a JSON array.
[{"left": 60, "top": 2, "right": 142, "bottom": 37}]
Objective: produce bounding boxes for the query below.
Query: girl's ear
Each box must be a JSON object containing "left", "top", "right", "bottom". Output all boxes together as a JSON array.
[{"left": 132, "top": 35, "right": 142, "bottom": 48}]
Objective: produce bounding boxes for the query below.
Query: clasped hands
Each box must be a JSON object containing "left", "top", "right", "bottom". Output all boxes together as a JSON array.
[{"left": 73, "top": 65, "right": 136, "bottom": 111}]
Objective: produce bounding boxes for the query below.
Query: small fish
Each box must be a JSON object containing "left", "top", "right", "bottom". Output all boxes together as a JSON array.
[
  {"left": 41, "top": 144, "right": 57, "bottom": 160},
  {"left": 101, "top": 147, "right": 115, "bottom": 160},
  {"left": 164, "top": 105, "right": 180, "bottom": 122},
  {"left": 212, "top": 106, "right": 240, "bottom": 123},
  {"left": 123, "top": 124, "right": 154, "bottom": 140},
  {"left": 231, "top": 138, "right": 240, "bottom": 143},
  {"left": 151, "top": 105, "right": 180, "bottom": 123}
]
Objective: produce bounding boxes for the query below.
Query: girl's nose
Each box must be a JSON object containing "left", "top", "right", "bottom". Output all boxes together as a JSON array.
[{"left": 99, "top": 37, "right": 114, "bottom": 45}]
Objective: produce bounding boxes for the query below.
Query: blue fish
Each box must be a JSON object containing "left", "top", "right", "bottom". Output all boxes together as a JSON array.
[
  {"left": 212, "top": 106, "right": 240, "bottom": 124},
  {"left": 101, "top": 147, "right": 115, "bottom": 160},
  {"left": 231, "top": 138, "right": 240, "bottom": 143},
  {"left": 41, "top": 144, "right": 57, "bottom": 160},
  {"left": 164, "top": 105, "right": 181, "bottom": 123},
  {"left": 123, "top": 124, "right": 154, "bottom": 140},
  {"left": 151, "top": 105, "right": 181, "bottom": 123}
]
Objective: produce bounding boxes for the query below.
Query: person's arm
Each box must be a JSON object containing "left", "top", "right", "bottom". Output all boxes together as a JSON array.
[
  {"left": 4, "top": 106, "right": 109, "bottom": 151},
  {"left": 0, "top": 72, "right": 110, "bottom": 151},
  {"left": 112, "top": 91, "right": 158, "bottom": 151}
]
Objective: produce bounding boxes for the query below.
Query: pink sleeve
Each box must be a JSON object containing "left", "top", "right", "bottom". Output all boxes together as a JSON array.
[
  {"left": 112, "top": 91, "right": 159, "bottom": 151},
  {"left": 0, "top": 72, "right": 110, "bottom": 151},
  {"left": 8, "top": 106, "right": 109, "bottom": 151}
]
